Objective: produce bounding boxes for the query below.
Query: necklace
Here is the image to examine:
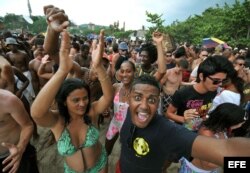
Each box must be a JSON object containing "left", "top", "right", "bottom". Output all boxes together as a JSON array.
[
  {"left": 122, "top": 90, "right": 129, "bottom": 97},
  {"left": 121, "top": 87, "right": 130, "bottom": 98}
]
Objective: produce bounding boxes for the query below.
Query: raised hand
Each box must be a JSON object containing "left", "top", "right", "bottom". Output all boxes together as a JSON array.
[
  {"left": 43, "top": 5, "right": 69, "bottom": 32},
  {"left": 91, "top": 29, "right": 105, "bottom": 69},
  {"left": 1, "top": 142, "right": 22, "bottom": 173},
  {"left": 58, "top": 30, "right": 73, "bottom": 74},
  {"left": 152, "top": 31, "right": 164, "bottom": 44},
  {"left": 41, "top": 54, "right": 50, "bottom": 64}
]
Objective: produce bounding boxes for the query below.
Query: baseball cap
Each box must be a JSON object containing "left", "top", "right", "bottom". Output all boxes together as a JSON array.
[
  {"left": 5, "top": 37, "right": 18, "bottom": 46},
  {"left": 118, "top": 42, "right": 128, "bottom": 50}
]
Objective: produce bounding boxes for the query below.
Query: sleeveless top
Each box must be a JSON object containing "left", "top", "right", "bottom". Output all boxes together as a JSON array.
[
  {"left": 57, "top": 125, "right": 99, "bottom": 156},
  {"left": 106, "top": 87, "right": 129, "bottom": 140}
]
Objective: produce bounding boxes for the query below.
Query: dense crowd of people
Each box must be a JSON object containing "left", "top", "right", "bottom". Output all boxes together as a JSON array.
[{"left": 0, "top": 4, "right": 250, "bottom": 173}]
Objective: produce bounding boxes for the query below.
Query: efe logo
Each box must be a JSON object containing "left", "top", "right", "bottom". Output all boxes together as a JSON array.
[{"left": 224, "top": 157, "right": 250, "bottom": 173}]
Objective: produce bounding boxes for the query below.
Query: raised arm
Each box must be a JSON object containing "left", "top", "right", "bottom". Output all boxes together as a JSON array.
[
  {"left": 43, "top": 5, "right": 69, "bottom": 56},
  {"left": 192, "top": 135, "right": 250, "bottom": 167},
  {"left": 67, "top": 61, "right": 82, "bottom": 79},
  {"left": 37, "top": 55, "right": 54, "bottom": 80},
  {"left": 31, "top": 30, "right": 73, "bottom": 127},
  {"left": 152, "top": 32, "right": 166, "bottom": 81},
  {"left": 89, "top": 30, "right": 114, "bottom": 121}
]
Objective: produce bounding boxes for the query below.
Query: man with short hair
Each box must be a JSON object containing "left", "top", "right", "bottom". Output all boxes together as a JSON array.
[
  {"left": 166, "top": 56, "right": 234, "bottom": 132},
  {"left": 73, "top": 44, "right": 91, "bottom": 68},
  {"left": 117, "top": 75, "right": 250, "bottom": 173},
  {"left": 233, "top": 55, "right": 250, "bottom": 83}
]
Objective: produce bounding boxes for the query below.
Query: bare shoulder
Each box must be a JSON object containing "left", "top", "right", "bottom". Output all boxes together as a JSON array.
[
  {"left": 113, "top": 83, "right": 122, "bottom": 92},
  {"left": 198, "top": 126, "right": 214, "bottom": 137},
  {"left": 74, "top": 53, "right": 81, "bottom": 60},
  {"left": 0, "top": 63, "right": 12, "bottom": 72},
  {"left": 112, "top": 53, "right": 120, "bottom": 61},
  {"left": 0, "top": 89, "right": 20, "bottom": 110},
  {"left": 0, "top": 89, "right": 16, "bottom": 101},
  {"left": 28, "top": 58, "right": 36, "bottom": 66},
  {"left": 0, "top": 55, "right": 10, "bottom": 65}
]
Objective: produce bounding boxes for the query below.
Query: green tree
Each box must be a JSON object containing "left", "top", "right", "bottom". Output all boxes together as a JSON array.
[
  {"left": 145, "top": 11, "right": 165, "bottom": 40},
  {"left": 28, "top": 16, "right": 47, "bottom": 34},
  {"left": 113, "top": 30, "right": 133, "bottom": 40},
  {"left": 164, "top": 0, "right": 250, "bottom": 47}
]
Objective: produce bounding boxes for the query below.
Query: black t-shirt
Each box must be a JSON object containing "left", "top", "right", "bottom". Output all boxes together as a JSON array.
[
  {"left": 119, "top": 111, "right": 197, "bottom": 173},
  {"left": 171, "top": 86, "right": 217, "bottom": 118}
]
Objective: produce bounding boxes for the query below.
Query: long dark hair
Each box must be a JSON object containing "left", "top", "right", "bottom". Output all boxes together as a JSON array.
[
  {"left": 55, "top": 78, "right": 91, "bottom": 125},
  {"left": 203, "top": 103, "right": 247, "bottom": 133}
]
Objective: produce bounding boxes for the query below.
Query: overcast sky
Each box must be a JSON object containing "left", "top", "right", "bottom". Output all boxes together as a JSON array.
[{"left": 0, "top": 0, "right": 240, "bottom": 30}]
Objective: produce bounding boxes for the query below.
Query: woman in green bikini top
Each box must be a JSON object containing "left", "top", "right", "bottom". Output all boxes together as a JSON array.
[{"left": 31, "top": 29, "right": 113, "bottom": 173}]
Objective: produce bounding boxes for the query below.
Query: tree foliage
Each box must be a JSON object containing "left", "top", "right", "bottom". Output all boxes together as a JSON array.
[
  {"left": 145, "top": 11, "right": 165, "bottom": 40},
  {"left": 161, "top": 0, "right": 250, "bottom": 47},
  {"left": 1, "top": 0, "right": 249, "bottom": 47}
]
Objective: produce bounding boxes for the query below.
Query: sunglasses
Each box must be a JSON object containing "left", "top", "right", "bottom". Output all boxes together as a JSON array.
[
  {"left": 165, "top": 54, "right": 172, "bottom": 57},
  {"left": 238, "top": 63, "right": 245, "bottom": 66},
  {"left": 207, "top": 76, "right": 226, "bottom": 85},
  {"left": 120, "top": 49, "right": 127, "bottom": 52}
]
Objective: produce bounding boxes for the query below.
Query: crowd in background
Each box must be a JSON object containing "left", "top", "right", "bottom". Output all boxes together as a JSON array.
[{"left": 0, "top": 4, "right": 250, "bottom": 173}]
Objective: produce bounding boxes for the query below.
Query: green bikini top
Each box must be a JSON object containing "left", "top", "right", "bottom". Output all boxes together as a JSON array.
[{"left": 57, "top": 125, "right": 99, "bottom": 156}]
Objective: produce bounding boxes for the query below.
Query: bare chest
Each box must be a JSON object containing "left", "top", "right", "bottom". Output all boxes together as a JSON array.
[
  {"left": 167, "top": 72, "right": 182, "bottom": 84},
  {"left": 9, "top": 53, "right": 27, "bottom": 64}
]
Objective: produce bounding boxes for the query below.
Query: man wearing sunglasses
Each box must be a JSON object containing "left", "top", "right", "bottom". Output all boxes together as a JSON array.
[
  {"left": 233, "top": 56, "right": 250, "bottom": 83},
  {"left": 166, "top": 56, "right": 234, "bottom": 132}
]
